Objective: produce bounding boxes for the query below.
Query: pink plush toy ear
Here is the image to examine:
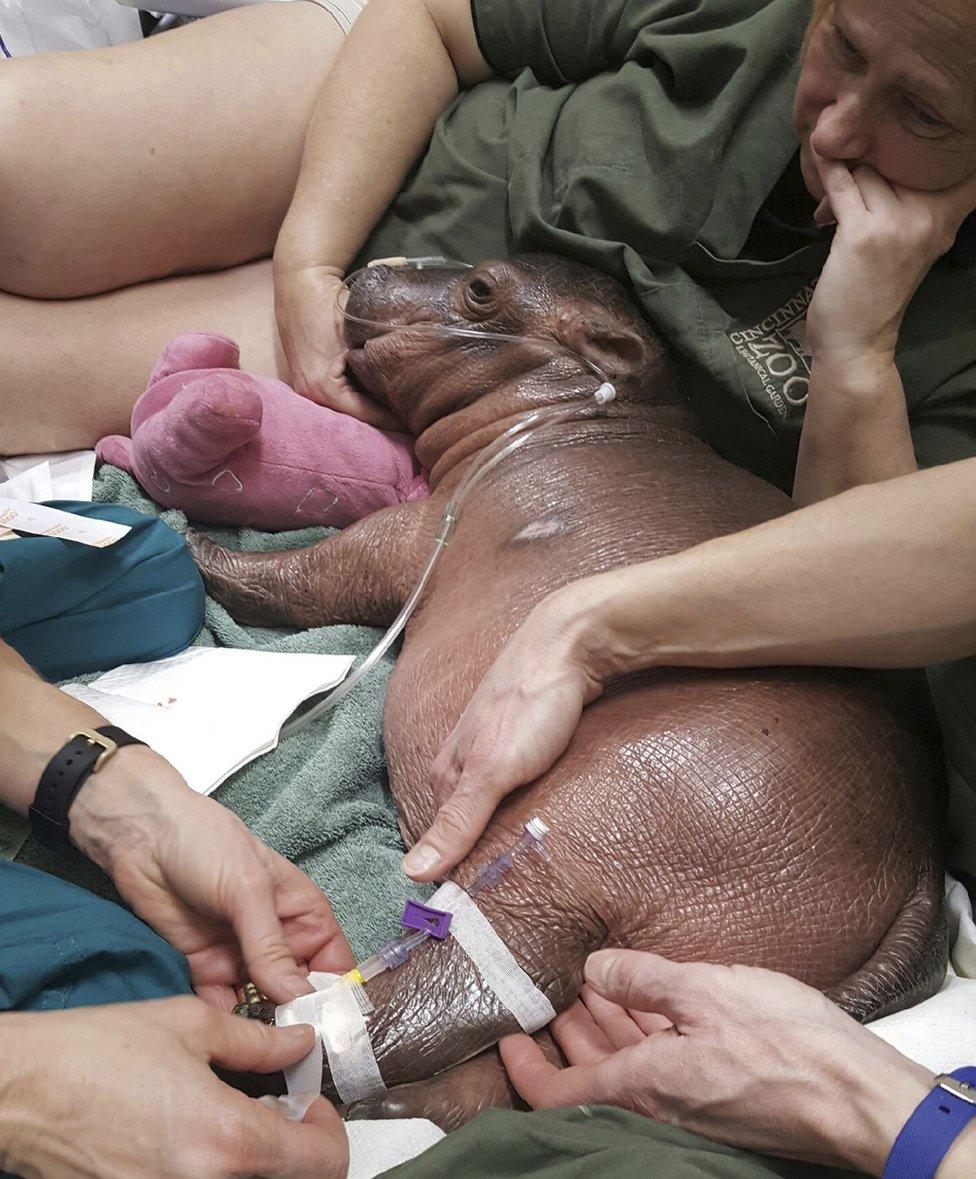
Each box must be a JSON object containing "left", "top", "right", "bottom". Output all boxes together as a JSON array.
[{"left": 148, "top": 332, "right": 241, "bottom": 384}]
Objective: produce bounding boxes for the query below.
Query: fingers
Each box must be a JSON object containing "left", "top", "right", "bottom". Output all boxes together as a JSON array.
[
  {"left": 190, "top": 1005, "right": 318, "bottom": 1074},
  {"left": 194, "top": 983, "right": 239, "bottom": 1013},
  {"left": 319, "top": 353, "right": 402, "bottom": 429},
  {"left": 814, "top": 153, "right": 866, "bottom": 223},
  {"left": 228, "top": 876, "right": 313, "bottom": 1003},
  {"left": 585, "top": 950, "right": 702, "bottom": 1026},
  {"left": 235, "top": 1094, "right": 349, "bottom": 1179},
  {"left": 813, "top": 195, "right": 835, "bottom": 228},
  {"left": 579, "top": 984, "right": 647, "bottom": 1049},
  {"left": 269, "top": 856, "right": 356, "bottom": 974},
  {"left": 548, "top": 1000, "right": 616, "bottom": 1065},
  {"left": 401, "top": 776, "right": 506, "bottom": 880},
  {"left": 499, "top": 1034, "right": 607, "bottom": 1110},
  {"left": 628, "top": 1008, "right": 675, "bottom": 1036}
]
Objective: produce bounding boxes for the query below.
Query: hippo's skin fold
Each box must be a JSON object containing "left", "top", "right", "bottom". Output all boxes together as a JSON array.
[{"left": 192, "top": 256, "right": 946, "bottom": 1128}]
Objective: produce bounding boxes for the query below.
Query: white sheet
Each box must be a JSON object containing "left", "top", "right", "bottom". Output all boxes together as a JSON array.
[{"left": 869, "top": 875, "right": 976, "bottom": 1071}]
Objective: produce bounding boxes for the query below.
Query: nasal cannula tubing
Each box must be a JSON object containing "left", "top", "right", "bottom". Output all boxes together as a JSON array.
[
  {"left": 346, "top": 816, "right": 551, "bottom": 985},
  {"left": 280, "top": 258, "right": 616, "bottom": 738}
]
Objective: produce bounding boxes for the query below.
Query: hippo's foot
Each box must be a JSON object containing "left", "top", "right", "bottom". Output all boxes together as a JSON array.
[
  {"left": 344, "top": 1034, "right": 564, "bottom": 1131},
  {"left": 187, "top": 531, "right": 300, "bottom": 627},
  {"left": 345, "top": 1050, "right": 516, "bottom": 1131}
]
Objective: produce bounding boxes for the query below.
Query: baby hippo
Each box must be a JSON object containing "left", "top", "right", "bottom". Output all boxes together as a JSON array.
[{"left": 192, "top": 255, "right": 945, "bottom": 1126}]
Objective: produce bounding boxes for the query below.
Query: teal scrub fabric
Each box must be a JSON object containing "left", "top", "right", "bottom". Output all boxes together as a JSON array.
[
  {"left": 0, "top": 861, "right": 191, "bottom": 1179},
  {"left": 0, "top": 860, "right": 191, "bottom": 1012},
  {"left": 0, "top": 501, "right": 204, "bottom": 681}
]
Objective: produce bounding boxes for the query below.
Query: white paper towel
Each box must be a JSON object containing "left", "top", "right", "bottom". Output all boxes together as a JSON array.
[
  {"left": 346, "top": 1119, "right": 445, "bottom": 1179},
  {"left": 869, "top": 875, "right": 976, "bottom": 1071}
]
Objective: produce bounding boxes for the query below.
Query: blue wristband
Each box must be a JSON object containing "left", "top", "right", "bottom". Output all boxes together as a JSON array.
[{"left": 883, "top": 1067, "right": 976, "bottom": 1178}]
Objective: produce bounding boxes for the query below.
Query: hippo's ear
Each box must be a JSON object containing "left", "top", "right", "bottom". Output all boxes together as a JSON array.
[{"left": 558, "top": 309, "right": 648, "bottom": 380}]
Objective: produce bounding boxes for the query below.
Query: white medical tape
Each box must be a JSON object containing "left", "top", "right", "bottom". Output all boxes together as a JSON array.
[
  {"left": 305, "top": 0, "right": 366, "bottom": 34},
  {"left": 275, "top": 970, "right": 386, "bottom": 1113},
  {"left": 430, "top": 882, "right": 556, "bottom": 1033}
]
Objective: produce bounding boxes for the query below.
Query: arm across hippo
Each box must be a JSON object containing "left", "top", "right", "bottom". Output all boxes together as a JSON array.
[{"left": 191, "top": 255, "right": 946, "bottom": 1127}]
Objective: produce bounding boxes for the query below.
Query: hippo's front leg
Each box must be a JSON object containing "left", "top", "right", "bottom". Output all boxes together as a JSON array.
[{"left": 188, "top": 497, "right": 442, "bottom": 628}]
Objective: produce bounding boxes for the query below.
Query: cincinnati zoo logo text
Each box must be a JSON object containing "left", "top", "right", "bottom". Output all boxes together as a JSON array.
[{"left": 728, "top": 284, "right": 815, "bottom": 419}]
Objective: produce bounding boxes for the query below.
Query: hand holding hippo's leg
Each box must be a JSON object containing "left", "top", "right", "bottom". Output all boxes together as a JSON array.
[{"left": 188, "top": 497, "right": 442, "bottom": 628}]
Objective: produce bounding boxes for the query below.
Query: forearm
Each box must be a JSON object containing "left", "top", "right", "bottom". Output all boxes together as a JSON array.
[
  {"left": 275, "top": 0, "right": 488, "bottom": 276},
  {"left": 555, "top": 459, "right": 976, "bottom": 679},
  {"left": 0, "top": 639, "right": 190, "bottom": 870},
  {"left": 0, "top": 640, "right": 108, "bottom": 815},
  {"left": 793, "top": 353, "right": 917, "bottom": 506},
  {"left": 941, "top": 1124, "right": 976, "bottom": 1178}
]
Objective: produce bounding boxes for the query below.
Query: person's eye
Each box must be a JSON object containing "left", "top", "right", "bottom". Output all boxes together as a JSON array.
[
  {"left": 832, "top": 23, "right": 860, "bottom": 58},
  {"left": 903, "top": 96, "right": 951, "bottom": 137}
]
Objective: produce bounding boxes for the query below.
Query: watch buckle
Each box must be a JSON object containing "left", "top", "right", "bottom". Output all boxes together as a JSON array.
[
  {"left": 935, "top": 1074, "right": 976, "bottom": 1106},
  {"left": 73, "top": 728, "right": 118, "bottom": 773}
]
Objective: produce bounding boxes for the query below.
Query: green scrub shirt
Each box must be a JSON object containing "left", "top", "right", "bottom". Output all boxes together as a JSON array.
[
  {"left": 359, "top": 0, "right": 976, "bottom": 488},
  {"left": 387, "top": 1107, "right": 860, "bottom": 1179},
  {"left": 357, "top": 0, "right": 976, "bottom": 878}
]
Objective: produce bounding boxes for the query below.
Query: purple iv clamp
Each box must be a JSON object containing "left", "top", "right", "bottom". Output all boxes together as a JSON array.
[{"left": 345, "top": 817, "right": 549, "bottom": 984}]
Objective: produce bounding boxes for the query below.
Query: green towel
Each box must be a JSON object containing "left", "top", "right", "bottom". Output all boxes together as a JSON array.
[{"left": 0, "top": 467, "right": 430, "bottom": 958}]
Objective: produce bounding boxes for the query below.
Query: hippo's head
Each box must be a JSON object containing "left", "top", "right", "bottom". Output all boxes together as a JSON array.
[{"left": 341, "top": 254, "right": 681, "bottom": 439}]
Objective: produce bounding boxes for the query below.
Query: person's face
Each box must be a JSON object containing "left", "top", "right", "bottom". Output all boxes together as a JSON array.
[{"left": 794, "top": 0, "right": 976, "bottom": 201}]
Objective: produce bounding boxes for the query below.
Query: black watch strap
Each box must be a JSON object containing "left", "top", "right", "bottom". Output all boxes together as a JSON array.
[{"left": 28, "top": 725, "right": 147, "bottom": 850}]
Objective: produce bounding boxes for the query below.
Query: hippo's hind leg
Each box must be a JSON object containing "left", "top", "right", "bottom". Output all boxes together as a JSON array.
[
  {"left": 827, "top": 868, "right": 948, "bottom": 1022},
  {"left": 346, "top": 1047, "right": 516, "bottom": 1131},
  {"left": 345, "top": 1032, "right": 566, "bottom": 1131},
  {"left": 188, "top": 497, "right": 442, "bottom": 628}
]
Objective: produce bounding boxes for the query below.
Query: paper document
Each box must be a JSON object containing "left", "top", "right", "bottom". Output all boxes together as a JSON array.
[{"left": 61, "top": 647, "right": 354, "bottom": 795}]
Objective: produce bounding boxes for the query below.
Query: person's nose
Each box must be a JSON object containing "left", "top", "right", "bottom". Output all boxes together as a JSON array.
[{"left": 808, "top": 90, "right": 871, "bottom": 163}]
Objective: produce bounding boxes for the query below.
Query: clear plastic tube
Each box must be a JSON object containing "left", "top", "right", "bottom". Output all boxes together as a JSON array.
[
  {"left": 280, "top": 390, "right": 613, "bottom": 737},
  {"left": 345, "top": 817, "right": 550, "bottom": 984}
]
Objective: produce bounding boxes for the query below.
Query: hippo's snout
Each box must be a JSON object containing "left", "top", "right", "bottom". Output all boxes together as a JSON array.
[{"left": 342, "top": 264, "right": 453, "bottom": 349}]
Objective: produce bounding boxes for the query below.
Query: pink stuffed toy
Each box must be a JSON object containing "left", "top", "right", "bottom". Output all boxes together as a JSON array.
[{"left": 96, "top": 332, "right": 428, "bottom": 530}]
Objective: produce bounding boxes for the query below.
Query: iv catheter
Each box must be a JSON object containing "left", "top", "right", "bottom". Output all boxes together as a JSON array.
[
  {"left": 346, "top": 816, "right": 550, "bottom": 985},
  {"left": 231, "top": 815, "right": 552, "bottom": 1020},
  {"left": 280, "top": 257, "right": 616, "bottom": 738}
]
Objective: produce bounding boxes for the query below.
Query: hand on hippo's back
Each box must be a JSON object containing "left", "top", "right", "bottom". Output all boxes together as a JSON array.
[
  {"left": 403, "top": 589, "right": 603, "bottom": 881},
  {"left": 501, "top": 950, "right": 936, "bottom": 1177}
]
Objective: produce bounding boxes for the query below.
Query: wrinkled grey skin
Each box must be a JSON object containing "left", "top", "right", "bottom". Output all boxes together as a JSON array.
[{"left": 192, "top": 256, "right": 946, "bottom": 1129}]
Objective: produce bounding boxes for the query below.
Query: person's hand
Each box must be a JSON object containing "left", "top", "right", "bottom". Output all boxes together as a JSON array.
[
  {"left": 273, "top": 261, "right": 401, "bottom": 428},
  {"left": 401, "top": 592, "right": 604, "bottom": 880},
  {"left": 806, "top": 155, "right": 976, "bottom": 369},
  {"left": 500, "top": 950, "right": 935, "bottom": 1175},
  {"left": 70, "top": 746, "right": 355, "bottom": 1006},
  {"left": 0, "top": 997, "right": 348, "bottom": 1179}
]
